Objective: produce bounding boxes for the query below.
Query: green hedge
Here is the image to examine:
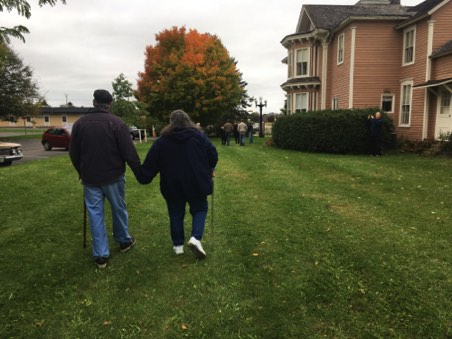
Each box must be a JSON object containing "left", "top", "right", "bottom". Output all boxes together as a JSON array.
[{"left": 272, "top": 109, "right": 395, "bottom": 154}]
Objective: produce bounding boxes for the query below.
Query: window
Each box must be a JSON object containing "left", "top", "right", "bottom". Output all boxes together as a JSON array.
[
  {"left": 332, "top": 98, "right": 339, "bottom": 110},
  {"left": 295, "top": 93, "right": 308, "bottom": 112},
  {"left": 62, "top": 115, "right": 67, "bottom": 123},
  {"left": 286, "top": 93, "right": 293, "bottom": 114},
  {"left": 381, "top": 94, "right": 394, "bottom": 113},
  {"left": 337, "top": 34, "right": 344, "bottom": 64},
  {"left": 400, "top": 82, "right": 412, "bottom": 126},
  {"left": 44, "top": 116, "right": 50, "bottom": 126},
  {"left": 403, "top": 27, "right": 415, "bottom": 65},
  {"left": 287, "top": 51, "right": 293, "bottom": 78},
  {"left": 296, "top": 48, "right": 309, "bottom": 76},
  {"left": 26, "top": 116, "right": 32, "bottom": 122},
  {"left": 440, "top": 91, "right": 451, "bottom": 115}
]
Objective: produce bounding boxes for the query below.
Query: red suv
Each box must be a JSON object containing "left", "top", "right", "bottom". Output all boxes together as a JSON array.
[{"left": 41, "top": 127, "right": 71, "bottom": 151}]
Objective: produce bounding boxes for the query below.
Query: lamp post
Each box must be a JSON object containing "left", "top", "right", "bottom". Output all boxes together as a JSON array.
[{"left": 255, "top": 97, "right": 267, "bottom": 138}]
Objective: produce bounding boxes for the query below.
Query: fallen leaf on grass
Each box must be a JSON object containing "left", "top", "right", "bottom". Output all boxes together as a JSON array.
[
  {"left": 181, "top": 323, "right": 188, "bottom": 330},
  {"left": 252, "top": 252, "right": 259, "bottom": 256},
  {"left": 103, "top": 320, "right": 111, "bottom": 326},
  {"left": 34, "top": 319, "right": 45, "bottom": 327}
]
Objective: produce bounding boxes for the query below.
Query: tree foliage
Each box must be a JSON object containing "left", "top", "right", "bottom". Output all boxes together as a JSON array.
[
  {"left": 0, "top": 42, "right": 39, "bottom": 119},
  {"left": 137, "top": 26, "right": 248, "bottom": 126},
  {"left": 0, "top": 0, "right": 66, "bottom": 43},
  {"left": 111, "top": 73, "right": 149, "bottom": 128}
]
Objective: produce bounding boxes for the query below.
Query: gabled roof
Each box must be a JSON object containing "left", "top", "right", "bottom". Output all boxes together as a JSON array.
[
  {"left": 297, "top": 3, "right": 412, "bottom": 34},
  {"left": 396, "top": 0, "right": 450, "bottom": 28},
  {"left": 431, "top": 40, "right": 452, "bottom": 58},
  {"left": 290, "top": 0, "right": 449, "bottom": 40}
]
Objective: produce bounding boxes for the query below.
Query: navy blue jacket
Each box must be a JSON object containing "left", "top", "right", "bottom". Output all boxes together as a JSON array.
[
  {"left": 369, "top": 118, "right": 384, "bottom": 137},
  {"left": 139, "top": 127, "right": 218, "bottom": 200},
  {"left": 69, "top": 109, "right": 141, "bottom": 186}
]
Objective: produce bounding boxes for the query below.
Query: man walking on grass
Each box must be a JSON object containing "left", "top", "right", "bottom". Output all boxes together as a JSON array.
[
  {"left": 238, "top": 120, "right": 247, "bottom": 146},
  {"left": 69, "top": 89, "right": 141, "bottom": 269}
]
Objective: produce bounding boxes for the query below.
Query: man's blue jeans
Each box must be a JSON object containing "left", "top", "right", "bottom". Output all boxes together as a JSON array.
[
  {"left": 225, "top": 132, "right": 231, "bottom": 146},
  {"left": 240, "top": 134, "right": 246, "bottom": 146},
  {"left": 84, "top": 176, "right": 132, "bottom": 258},
  {"left": 166, "top": 197, "right": 208, "bottom": 246}
]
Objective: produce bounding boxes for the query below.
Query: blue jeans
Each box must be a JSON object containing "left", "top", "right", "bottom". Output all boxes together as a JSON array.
[
  {"left": 225, "top": 132, "right": 231, "bottom": 146},
  {"left": 240, "top": 134, "right": 246, "bottom": 146},
  {"left": 166, "top": 197, "right": 208, "bottom": 246},
  {"left": 84, "top": 176, "right": 132, "bottom": 258},
  {"left": 248, "top": 131, "right": 254, "bottom": 144}
]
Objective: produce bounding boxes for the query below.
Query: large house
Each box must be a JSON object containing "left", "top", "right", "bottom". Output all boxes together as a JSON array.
[{"left": 281, "top": 0, "right": 452, "bottom": 141}]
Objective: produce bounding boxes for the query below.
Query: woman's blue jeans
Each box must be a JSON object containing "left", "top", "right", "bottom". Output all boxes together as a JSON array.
[
  {"left": 166, "top": 197, "right": 208, "bottom": 246},
  {"left": 84, "top": 176, "right": 132, "bottom": 258}
]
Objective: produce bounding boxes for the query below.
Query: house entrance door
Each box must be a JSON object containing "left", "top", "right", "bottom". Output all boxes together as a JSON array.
[{"left": 435, "top": 90, "right": 452, "bottom": 138}]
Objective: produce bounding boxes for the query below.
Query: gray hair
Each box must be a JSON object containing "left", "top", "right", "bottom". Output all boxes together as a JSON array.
[{"left": 160, "top": 109, "right": 200, "bottom": 136}]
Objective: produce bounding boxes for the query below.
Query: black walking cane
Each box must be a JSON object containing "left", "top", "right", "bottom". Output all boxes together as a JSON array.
[
  {"left": 211, "top": 172, "right": 215, "bottom": 254},
  {"left": 83, "top": 189, "right": 87, "bottom": 249}
]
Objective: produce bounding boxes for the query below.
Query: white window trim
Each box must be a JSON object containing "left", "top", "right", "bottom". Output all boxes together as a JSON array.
[
  {"left": 381, "top": 93, "right": 395, "bottom": 114},
  {"left": 402, "top": 26, "right": 416, "bottom": 66},
  {"left": 295, "top": 93, "right": 309, "bottom": 113},
  {"left": 399, "top": 80, "right": 413, "bottom": 127},
  {"left": 294, "top": 47, "right": 310, "bottom": 77},
  {"left": 287, "top": 93, "right": 293, "bottom": 114},
  {"left": 337, "top": 33, "right": 345, "bottom": 65},
  {"left": 332, "top": 97, "right": 339, "bottom": 110},
  {"left": 439, "top": 90, "right": 451, "bottom": 115},
  {"left": 288, "top": 50, "right": 293, "bottom": 78}
]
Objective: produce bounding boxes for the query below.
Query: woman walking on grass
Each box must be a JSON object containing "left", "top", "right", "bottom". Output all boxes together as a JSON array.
[{"left": 138, "top": 110, "right": 218, "bottom": 259}]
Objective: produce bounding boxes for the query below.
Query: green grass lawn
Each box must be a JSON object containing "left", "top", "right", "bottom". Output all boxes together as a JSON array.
[{"left": 0, "top": 138, "right": 450, "bottom": 338}]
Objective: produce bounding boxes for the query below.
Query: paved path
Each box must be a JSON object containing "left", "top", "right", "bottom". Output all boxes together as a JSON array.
[{"left": 0, "top": 137, "right": 68, "bottom": 166}]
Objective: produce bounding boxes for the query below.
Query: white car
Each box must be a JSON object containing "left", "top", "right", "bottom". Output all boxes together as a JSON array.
[{"left": 0, "top": 141, "right": 23, "bottom": 166}]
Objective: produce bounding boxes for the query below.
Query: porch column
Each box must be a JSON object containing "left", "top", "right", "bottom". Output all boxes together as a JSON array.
[
  {"left": 423, "top": 20, "right": 435, "bottom": 139},
  {"left": 349, "top": 26, "right": 357, "bottom": 109},
  {"left": 321, "top": 42, "right": 329, "bottom": 110}
]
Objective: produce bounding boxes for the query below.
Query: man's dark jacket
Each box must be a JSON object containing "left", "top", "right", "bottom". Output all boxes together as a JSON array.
[
  {"left": 69, "top": 109, "right": 141, "bottom": 186},
  {"left": 139, "top": 127, "right": 218, "bottom": 201}
]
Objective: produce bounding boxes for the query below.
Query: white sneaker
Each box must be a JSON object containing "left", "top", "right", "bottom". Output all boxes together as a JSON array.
[
  {"left": 173, "top": 245, "right": 184, "bottom": 255},
  {"left": 187, "top": 237, "right": 206, "bottom": 260}
]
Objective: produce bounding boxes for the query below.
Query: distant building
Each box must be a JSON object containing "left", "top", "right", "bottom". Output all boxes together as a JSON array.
[
  {"left": 281, "top": 0, "right": 452, "bottom": 140},
  {"left": 1, "top": 106, "right": 92, "bottom": 128}
]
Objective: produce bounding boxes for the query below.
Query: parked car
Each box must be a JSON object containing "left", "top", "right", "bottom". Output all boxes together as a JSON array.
[
  {"left": 129, "top": 126, "right": 145, "bottom": 140},
  {"left": 129, "top": 126, "right": 140, "bottom": 139},
  {"left": 41, "top": 127, "right": 71, "bottom": 151},
  {"left": 0, "top": 141, "right": 23, "bottom": 166}
]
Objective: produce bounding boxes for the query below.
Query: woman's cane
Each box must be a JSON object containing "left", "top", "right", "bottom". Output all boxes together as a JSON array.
[{"left": 211, "top": 172, "right": 215, "bottom": 254}]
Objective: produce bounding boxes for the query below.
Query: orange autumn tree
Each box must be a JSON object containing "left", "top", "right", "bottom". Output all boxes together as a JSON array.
[{"left": 137, "top": 26, "right": 248, "bottom": 126}]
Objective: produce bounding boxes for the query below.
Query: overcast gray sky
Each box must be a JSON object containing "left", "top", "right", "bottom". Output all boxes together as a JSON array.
[{"left": 1, "top": 0, "right": 423, "bottom": 114}]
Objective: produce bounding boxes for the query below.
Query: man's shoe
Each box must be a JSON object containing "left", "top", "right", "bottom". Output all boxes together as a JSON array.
[
  {"left": 187, "top": 237, "right": 206, "bottom": 260},
  {"left": 173, "top": 245, "right": 184, "bottom": 255},
  {"left": 95, "top": 257, "right": 108, "bottom": 269},
  {"left": 120, "top": 236, "right": 136, "bottom": 253}
]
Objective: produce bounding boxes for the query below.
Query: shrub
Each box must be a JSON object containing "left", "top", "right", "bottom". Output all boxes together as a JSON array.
[
  {"left": 439, "top": 131, "right": 452, "bottom": 154},
  {"left": 272, "top": 109, "right": 395, "bottom": 154}
]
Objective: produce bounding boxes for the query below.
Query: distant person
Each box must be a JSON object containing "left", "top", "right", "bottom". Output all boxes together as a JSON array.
[
  {"left": 368, "top": 111, "right": 384, "bottom": 156},
  {"left": 69, "top": 89, "right": 140, "bottom": 269},
  {"left": 233, "top": 122, "right": 239, "bottom": 144},
  {"left": 223, "top": 120, "right": 233, "bottom": 146},
  {"left": 238, "top": 120, "right": 248, "bottom": 146},
  {"left": 247, "top": 121, "right": 254, "bottom": 144},
  {"left": 218, "top": 126, "right": 226, "bottom": 145},
  {"left": 138, "top": 110, "right": 218, "bottom": 260}
]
